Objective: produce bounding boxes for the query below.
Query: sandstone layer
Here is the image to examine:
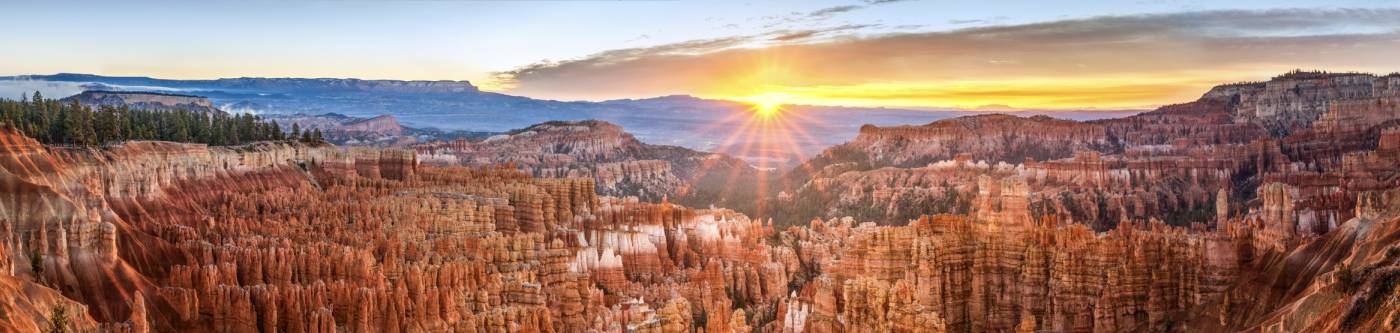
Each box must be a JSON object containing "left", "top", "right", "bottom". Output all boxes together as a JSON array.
[{"left": 2, "top": 71, "right": 1398, "bottom": 333}]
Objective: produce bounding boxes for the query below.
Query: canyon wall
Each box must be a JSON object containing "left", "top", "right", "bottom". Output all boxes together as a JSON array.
[
  {"left": 773, "top": 72, "right": 1398, "bottom": 228},
  {"left": 2, "top": 71, "right": 1398, "bottom": 332},
  {"left": 0, "top": 125, "right": 1396, "bottom": 332}
]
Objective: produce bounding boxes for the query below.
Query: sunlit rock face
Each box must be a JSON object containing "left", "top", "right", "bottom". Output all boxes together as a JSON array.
[
  {"left": 0, "top": 126, "right": 792, "bottom": 332},
  {"left": 771, "top": 72, "right": 1400, "bottom": 229},
  {"left": 1205, "top": 71, "right": 1400, "bottom": 136},
  {"left": 792, "top": 214, "right": 1238, "bottom": 332},
  {"left": 848, "top": 114, "right": 1109, "bottom": 167},
  {"left": 0, "top": 129, "right": 1397, "bottom": 333}
]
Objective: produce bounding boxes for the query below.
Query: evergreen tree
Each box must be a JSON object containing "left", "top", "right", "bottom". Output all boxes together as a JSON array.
[
  {"left": 29, "top": 251, "right": 43, "bottom": 282},
  {"left": 271, "top": 122, "right": 284, "bottom": 140},
  {"left": 290, "top": 123, "right": 301, "bottom": 140},
  {"left": 94, "top": 106, "right": 122, "bottom": 144},
  {"left": 49, "top": 104, "right": 68, "bottom": 144},
  {"left": 62, "top": 99, "right": 95, "bottom": 146},
  {"left": 0, "top": 92, "right": 284, "bottom": 146},
  {"left": 46, "top": 303, "right": 69, "bottom": 333}
]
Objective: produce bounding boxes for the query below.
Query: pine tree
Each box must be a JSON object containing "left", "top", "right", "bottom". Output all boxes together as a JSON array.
[
  {"left": 29, "top": 250, "right": 43, "bottom": 282},
  {"left": 49, "top": 104, "right": 68, "bottom": 144},
  {"left": 30, "top": 92, "right": 51, "bottom": 141},
  {"left": 63, "top": 99, "right": 95, "bottom": 146},
  {"left": 46, "top": 303, "right": 69, "bottom": 333},
  {"left": 169, "top": 111, "right": 191, "bottom": 142},
  {"left": 94, "top": 106, "right": 121, "bottom": 144},
  {"left": 271, "top": 122, "right": 284, "bottom": 140},
  {"left": 290, "top": 123, "right": 302, "bottom": 140},
  {"left": 0, "top": 93, "right": 284, "bottom": 146}
]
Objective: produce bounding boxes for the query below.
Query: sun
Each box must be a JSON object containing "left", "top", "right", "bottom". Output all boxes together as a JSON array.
[{"left": 741, "top": 92, "right": 793, "bottom": 118}]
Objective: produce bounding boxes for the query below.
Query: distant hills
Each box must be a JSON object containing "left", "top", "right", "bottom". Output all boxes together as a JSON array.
[
  {"left": 41, "top": 88, "right": 487, "bottom": 147},
  {"left": 260, "top": 113, "right": 493, "bottom": 147},
  {"left": 10, "top": 73, "right": 479, "bottom": 94},
  {"left": 1, "top": 73, "right": 1144, "bottom": 163}
]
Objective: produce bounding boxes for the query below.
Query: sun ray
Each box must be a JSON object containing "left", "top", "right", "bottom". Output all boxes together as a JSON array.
[{"left": 739, "top": 92, "right": 794, "bottom": 119}]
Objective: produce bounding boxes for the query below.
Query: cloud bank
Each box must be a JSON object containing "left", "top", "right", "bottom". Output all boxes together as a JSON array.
[{"left": 495, "top": 9, "right": 1400, "bottom": 108}]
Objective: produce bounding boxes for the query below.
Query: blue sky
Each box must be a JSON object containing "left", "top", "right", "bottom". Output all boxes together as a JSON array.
[{"left": 4, "top": 0, "right": 1400, "bottom": 107}]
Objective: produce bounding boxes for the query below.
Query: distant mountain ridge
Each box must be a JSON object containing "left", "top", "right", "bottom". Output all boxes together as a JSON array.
[
  {"left": 49, "top": 87, "right": 486, "bottom": 146},
  {"left": 2, "top": 73, "right": 1143, "bottom": 163},
  {"left": 8, "top": 73, "right": 479, "bottom": 94}
]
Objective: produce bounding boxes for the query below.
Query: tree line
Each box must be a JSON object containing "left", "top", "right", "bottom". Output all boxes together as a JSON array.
[{"left": 0, "top": 92, "right": 323, "bottom": 146}]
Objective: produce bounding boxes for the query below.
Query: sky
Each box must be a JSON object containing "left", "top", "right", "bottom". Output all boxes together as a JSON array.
[{"left": 4, "top": 0, "right": 1400, "bottom": 109}]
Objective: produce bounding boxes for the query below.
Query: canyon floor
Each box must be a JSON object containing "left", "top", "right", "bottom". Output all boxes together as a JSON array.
[{"left": 2, "top": 71, "right": 1400, "bottom": 332}]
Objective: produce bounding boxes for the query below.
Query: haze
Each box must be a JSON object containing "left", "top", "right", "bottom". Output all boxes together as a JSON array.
[{"left": 5, "top": 0, "right": 1400, "bottom": 109}]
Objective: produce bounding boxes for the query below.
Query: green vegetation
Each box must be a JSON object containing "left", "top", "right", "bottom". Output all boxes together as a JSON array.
[
  {"left": 46, "top": 303, "right": 69, "bottom": 333},
  {"left": 1337, "top": 263, "right": 1356, "bottom": 292},
  {"left": 0, "top": 91, "right": 293, "bottom": 146},
  {"left": 29, "top": 250, "right": 44, "bottom": 284}
]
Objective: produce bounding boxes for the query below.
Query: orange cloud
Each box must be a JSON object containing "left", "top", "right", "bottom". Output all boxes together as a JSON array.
[{"left": 494, "top": 9, "right": 1400, "bottom": 108}]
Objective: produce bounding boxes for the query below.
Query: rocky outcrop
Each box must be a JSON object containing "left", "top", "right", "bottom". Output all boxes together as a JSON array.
[
  {"left": 0, "top": 125, "right": 785, "bottom": 332},
  {"left": 847, "top": 114, "right": 1108, "bottom": 167},
  {"left": 62, "top": 90, "right": 223, "bottom": 114},
  {"left": 770, "top": 72, "right": 1399, "bottom": 228},
  {"left": 0, "top": 127, "right": 419, "bottom": 330},
  {"left": 1204, "top": 71, "right": 1400, "bottom": 136},
  {"left": 336, "top": 114, "right": 405, "bottom": 137},
  {"left": 747, "top": 72, "right": 1400, "bottom": 331},
  {"left": 0, "top": 127, "right": 1395, "bottom": 332},
  {"left": 265, "top": 113, "right": 483, "bottom": 148},
  {"left": 414, "top": 120, "right": 765, "bottom": 208}
]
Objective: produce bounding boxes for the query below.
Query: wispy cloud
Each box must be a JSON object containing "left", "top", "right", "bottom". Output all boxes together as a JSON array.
[
  {"left": 494, "top": 9, "right": 1400, "bottom": 108},
  {"left": 948, "top": 16, "right": 1008, "bottom": 25},
  {"left": 808, "top": 5, "right": 862, "bottom": 19},
  {"left": 769, "top": 24, "right": 877, "bottom": 42},
  {"left": 758, "top": 0, "right": 916, "bottom": 28}
]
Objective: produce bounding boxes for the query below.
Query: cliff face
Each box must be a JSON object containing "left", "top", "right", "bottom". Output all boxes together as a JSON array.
[
  {"left": 0, "top": 115, "right": 1398, "bottom": 332},
  {"left": 774, "top": 72, "right": 1397, "bottom": 228},
  {"left": 0, "top": 128, "right": 421, "bottom": 330},
  {"left": 1203, "top": 72, "right": 1400, "bottom": 136},
  {"left": 0, "top": 125, "right": 781, "bottom": 332},
  {"left": 336, "top": 114, "right": 404, "bottom": 137},
  {"left": 777, "top": 216, "right": 1241, "bottom": 332},
  {"left": 846, "top": 114, "right": 1109, "bottom": 167},
  {"left": 62, "top": 90, "right": 223, "bottom": 114},
  {"left": 414, "top": 120, "right": 766, "bottom": 209}
]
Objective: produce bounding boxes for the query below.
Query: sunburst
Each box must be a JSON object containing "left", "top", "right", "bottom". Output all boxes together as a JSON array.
[{"left": 740, "top": 92, "right": 793, "bottom": 118}]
